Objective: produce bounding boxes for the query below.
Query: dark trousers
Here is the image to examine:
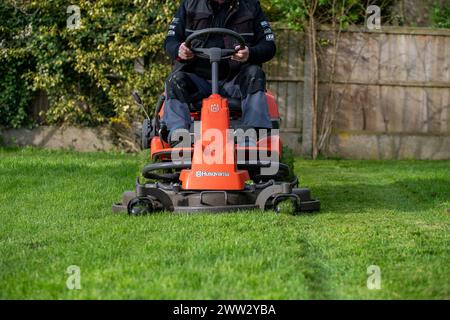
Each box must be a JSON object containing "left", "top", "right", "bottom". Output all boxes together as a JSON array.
[{"left": 162, "top": 64, "right": 272, "bottom": 134}]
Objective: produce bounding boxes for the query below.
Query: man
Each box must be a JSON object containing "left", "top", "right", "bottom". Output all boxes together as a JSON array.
[{"left": 163, "top": 0, "right": 276, "bottom": 145}]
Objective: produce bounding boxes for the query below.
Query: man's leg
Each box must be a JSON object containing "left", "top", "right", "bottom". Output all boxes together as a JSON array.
[
  {"left": 162, "top": 71, "right": 210, "bottom": 143},
  {"left": 235, "top": 65, "right": 272, "bottom": 130}
]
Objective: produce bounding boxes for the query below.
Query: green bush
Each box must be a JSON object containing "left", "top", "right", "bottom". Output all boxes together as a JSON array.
[
  {"left": 0, "top": 57, "right": 33, "bottom": 128},
  {"left": 0, "top": 2, "right": 34, "bottom": 128},
  {"left": 0, "top": 0, "right": 177, "bottom": 128},
  {"left": 266, "top": 0, "right": 398, "bottom": 29},
  {"left": 432, "top": 5, "right": 450, "bottom": 29}
]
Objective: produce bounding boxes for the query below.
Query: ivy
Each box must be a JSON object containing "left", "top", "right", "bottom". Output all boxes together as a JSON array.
[{"left": 0, "top": 0, "right": 177, "bottom": 128}]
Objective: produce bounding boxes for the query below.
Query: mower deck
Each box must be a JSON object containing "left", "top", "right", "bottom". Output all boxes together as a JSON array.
[{"left": 113, "top": 179, "right": 320, "bottom": 214}]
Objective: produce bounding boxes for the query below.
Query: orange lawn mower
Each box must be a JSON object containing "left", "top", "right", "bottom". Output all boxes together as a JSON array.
[{"left": 113, "top": 28, "right": 320, "bottom": 215}]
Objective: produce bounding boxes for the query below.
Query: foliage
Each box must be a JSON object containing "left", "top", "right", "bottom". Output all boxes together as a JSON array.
[
  {"left": 281, "top": 145, "right": 296, "bottom": 180},
  {"left": 0, "top": 0, "right": 177, "bottom": 128},
  {"left": 266, "top": 0, "right": 398, "bottom": 29},
  {"left": 0, "top": 2, "right": 34, "bottom": 128},
  {"left": 431, "top": 4, "right": 450, "bottom": 29},
  {"left": 0, "top": 56, "right": 34, "bottom": 128},
  {"left": 264, "top": 0, "right": 307, "bottom": 28},
  {"left": 0, "top": 0, "right": 400, "bottom": 128}
]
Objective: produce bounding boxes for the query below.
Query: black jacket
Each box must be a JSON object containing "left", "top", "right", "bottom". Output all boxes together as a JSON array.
[{"left": 164, "top": 0, "right": 276, "bottom": 79}]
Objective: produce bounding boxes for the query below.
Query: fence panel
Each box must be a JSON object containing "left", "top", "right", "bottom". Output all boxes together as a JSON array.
[
  {"left": 25, "top": 26, "right": 450, "bottom": 159},
  {"left": 265, "top": 28, "right": 305, "bottom": 132},
  {"left": 267, "top": 26, "right": 450, "bottom": 158}
]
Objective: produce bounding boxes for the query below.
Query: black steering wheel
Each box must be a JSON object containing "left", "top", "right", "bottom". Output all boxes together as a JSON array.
[{"left": 185, "top": 28, "right": 246, "bottom": 61}]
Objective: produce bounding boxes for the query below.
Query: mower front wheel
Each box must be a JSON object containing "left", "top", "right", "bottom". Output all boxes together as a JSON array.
[{"left": 127, "top": 197, "right": 155, "bottom": 216}]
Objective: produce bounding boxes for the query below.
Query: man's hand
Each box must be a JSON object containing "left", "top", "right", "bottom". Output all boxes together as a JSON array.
[
  {"left": 232, "top": 46, "right": 250, "bottom": 63},
  {"left": 178, "top": 42, "right": 194, "bottom": 60}
]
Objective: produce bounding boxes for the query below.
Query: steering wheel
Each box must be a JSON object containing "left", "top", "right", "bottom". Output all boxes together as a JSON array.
[{"left": 185, "top": 28, "right": 246, "bottom": 61}]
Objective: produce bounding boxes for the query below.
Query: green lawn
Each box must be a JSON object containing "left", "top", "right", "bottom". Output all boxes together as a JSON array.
[{"left": 0, "top": 147, "right": 449, "bottom": 299}]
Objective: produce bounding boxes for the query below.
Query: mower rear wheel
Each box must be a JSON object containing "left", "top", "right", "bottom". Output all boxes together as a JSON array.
[
  {"left": 141, "top": 119, "right": 152, "bottom": 150},
  {"left": 127, "top": 197, "right": 154, "bottom": 216}
]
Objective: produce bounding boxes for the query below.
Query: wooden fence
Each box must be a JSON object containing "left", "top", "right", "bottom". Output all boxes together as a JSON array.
[
  {"left": 24, "top": 26, "right": 450, "bottom": 159},
  {"left": 265, "top": 26, "right": 450, "bottom": 159},
  {"left": 265, "top": 28, "right": 305, "bottom": 132}
]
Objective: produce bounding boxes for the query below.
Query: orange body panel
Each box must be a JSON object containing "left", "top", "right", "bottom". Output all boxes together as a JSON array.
[
  {"left": 150, "top": 92, "right": 283, "bottom": 189},
  {"left": 179, "top": 94, "right": 249, "bottom": 190},
  {"left": 257, "top": 135, "right": 282, "bottom": 157},
  {"left": 150, "top": 93, "right": 283, "bottom": 163},
  {"left": 150, "top": 137, "right": 171, "bottom": 160},
  {"left": 158, "top": 103, "right": 165, "bottom": 119},
  {"left": 159, "top": 92, "right": 279, "bottom": 119},
  {"left": 265, "top": 91, "right": 280, "bottom": 119}
]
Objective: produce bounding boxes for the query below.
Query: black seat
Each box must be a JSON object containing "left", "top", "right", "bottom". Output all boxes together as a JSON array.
[{"left": 190, "top": 98, "right": 242, "bottom": 113}]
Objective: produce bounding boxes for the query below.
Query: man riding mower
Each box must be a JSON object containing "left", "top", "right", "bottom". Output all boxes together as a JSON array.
[{"left": 113, "top": 0, "right": 320, "bottom": 215}]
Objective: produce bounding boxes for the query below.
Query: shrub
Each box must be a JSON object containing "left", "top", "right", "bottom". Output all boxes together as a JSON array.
[
  {"left": 432, "top": 5, "right": 450, "bottom": 29},
  {"left": 0, "top": 0, "right": 177, "bottom": 128}
]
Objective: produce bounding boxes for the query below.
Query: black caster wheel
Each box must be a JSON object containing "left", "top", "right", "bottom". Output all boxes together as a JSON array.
[{"left": 127, "top": 197, "right": 154, "bottom": 216}]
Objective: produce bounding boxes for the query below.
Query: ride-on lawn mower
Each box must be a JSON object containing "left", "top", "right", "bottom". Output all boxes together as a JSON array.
[{"left": 113, "top": 28, "right": 320, "bottom": 215}]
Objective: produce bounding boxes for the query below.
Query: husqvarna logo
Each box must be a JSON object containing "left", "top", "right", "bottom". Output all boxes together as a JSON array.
[
  {"left": 195, "top": 171, "right": 230, "bottom": 178},
  {"left": 210, "top": 104, "right": 220, "bottom": 112}
]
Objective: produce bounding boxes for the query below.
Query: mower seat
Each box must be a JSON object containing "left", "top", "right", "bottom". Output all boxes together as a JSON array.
[{"left": 190, "top": 97, "right": 242, "bottom": 113}]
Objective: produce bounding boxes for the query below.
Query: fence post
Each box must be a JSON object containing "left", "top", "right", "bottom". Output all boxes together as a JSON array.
[{"left": 302, "top": 36, "right": 313, "bottom": 158}]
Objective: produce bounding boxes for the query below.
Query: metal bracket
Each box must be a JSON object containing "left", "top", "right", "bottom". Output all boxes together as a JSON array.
[
  {"left": 200, "top": 191, "right": 228, "bottom": 206},
  {"left": 255, "top": 183, "right": 293, "bottom": 210}
]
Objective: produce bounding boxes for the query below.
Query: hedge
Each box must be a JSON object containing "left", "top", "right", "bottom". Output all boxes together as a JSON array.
[{"left": 0, "top": 0, "right": 179, "bottom": 128}]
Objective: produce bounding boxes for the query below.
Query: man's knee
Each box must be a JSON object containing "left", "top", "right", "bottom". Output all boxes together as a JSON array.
[
  {"left": 166, "top": 72, "right": 198, "bottom": 103},
  {"left": 238, "top": 65, "right": 266, "bottom": 96}
]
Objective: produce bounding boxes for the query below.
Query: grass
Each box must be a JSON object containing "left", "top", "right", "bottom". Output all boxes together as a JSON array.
[{"left": 0, "top": 147, "right": 449, "bottom": 299}]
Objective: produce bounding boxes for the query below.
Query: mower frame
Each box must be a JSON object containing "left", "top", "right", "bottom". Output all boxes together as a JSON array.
[{"left": 113, "top": 28, "right": 320, "bottom": 215}]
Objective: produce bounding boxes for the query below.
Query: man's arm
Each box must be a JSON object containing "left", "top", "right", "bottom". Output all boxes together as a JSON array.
[
  {"left": 164, "top": 2, "right": 188, "bottom": 61},
  {"left": 248, "top": 1, "right": 276, "bottom": 65}
]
